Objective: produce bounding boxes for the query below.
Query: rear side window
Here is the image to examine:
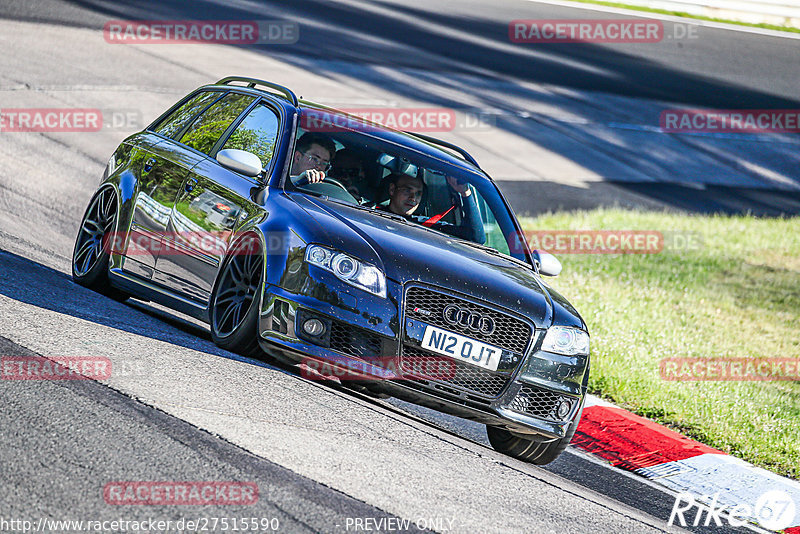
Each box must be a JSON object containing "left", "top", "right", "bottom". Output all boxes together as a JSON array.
[
  {"left": 221, "top": 102, "right": 281, "bottom": 169},
  {"left": 152, "top": 91, "right": 222, "bottom": 138},
  {"left": 179, "top": 93, "right": 255, "bottom": 156}
]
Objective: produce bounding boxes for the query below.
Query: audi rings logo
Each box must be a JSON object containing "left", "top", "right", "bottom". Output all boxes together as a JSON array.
[{"left": 443, "top": 304, "right": 496, "bottom": 336}]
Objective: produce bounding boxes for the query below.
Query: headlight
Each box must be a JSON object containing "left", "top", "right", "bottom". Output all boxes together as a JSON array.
[
  {"left": 541, "top": 326, "right": 590, "bottom": 356},
  {"left": 305, "top": 244, "right": 387, "bottom": 298},
  {"left": 332, "top": 254, "right": 358, "bottom": 279}
]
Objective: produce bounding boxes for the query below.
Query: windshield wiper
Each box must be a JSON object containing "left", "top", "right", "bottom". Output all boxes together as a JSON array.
[{"left": 366, "top": 208, "right": 410, "bottom": 224}]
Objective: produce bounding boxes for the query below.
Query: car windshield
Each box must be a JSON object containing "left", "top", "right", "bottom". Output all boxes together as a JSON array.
[{"left": 285, "top": 108, "right": 529, "bottom": 264}]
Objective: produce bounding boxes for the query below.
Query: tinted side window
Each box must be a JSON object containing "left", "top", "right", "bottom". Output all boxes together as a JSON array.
[
  {"left": 152, "top": 91, "right": 223, "bottom": 138},
  {"left": 180, "top": 93, "right": 255, "bottom": 156},
  {"left": 221, "top": 102, "right": 280, "bottom": 169}
]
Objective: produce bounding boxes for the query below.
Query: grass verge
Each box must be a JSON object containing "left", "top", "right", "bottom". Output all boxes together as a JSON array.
[
  {"left": 520, "top": 208, "right": 800, "bottom": 479},
  {"left": 561, "top": 0, "right": 800, "bottom": 34}
]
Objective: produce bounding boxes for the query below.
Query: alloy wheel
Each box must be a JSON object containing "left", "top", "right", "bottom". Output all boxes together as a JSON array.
[
  {"left": 212, "top": 236, "right": 263, "bottom": 337},
  {"left": 74, "top": 188, "right": 116, "bottom": 277}
]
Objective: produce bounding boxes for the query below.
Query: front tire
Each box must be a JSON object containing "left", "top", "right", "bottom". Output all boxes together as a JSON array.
[
  {"left": 487, "top": 399, "right": 585, "bottom": 465},
  {"left": 72, "top": 187, "right": 128, "bottom": 301},
  {"left": 210, "top": 234, "right": 264, "bottom": 357}
]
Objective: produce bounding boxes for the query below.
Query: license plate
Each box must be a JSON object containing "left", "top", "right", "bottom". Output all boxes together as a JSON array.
[{"left": 420, "top": 325, "right": 503, "bottom": 372}]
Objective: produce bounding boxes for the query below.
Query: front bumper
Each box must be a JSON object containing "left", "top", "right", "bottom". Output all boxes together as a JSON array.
[{"left": 258, "top": 276, "right": 588, "bottom": 440}]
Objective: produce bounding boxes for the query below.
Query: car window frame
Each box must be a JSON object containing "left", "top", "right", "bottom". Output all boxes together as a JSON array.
[
  {"left": 144, "top": 86, "right": 294, "bottom": 190},
  {"left": 196, "top": 95, "right": 287, "bottom": 185},
  {"left": 172, "top": 92, "right": 257, "bottom": 158},
  {"left": 281, "top": 109, "right": 479, "bottom": 192},
  {"left": 146, "top": 88, "right": 229, "bottom": 141},
  {"left": 209, "top": 96, "right": 285, "bottom": 176}
]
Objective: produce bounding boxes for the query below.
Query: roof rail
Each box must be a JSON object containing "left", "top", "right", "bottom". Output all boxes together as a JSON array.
[
  {"left": 216, "top": 76, "right": 298, "bottom": 106},
  {"left": 404, "top": 131, "right": 481, "bottom": 168}
]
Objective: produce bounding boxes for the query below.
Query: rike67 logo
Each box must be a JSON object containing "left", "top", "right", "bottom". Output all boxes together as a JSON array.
[{"left": 669, "top": 490, "right": 797, "bottom": 530}]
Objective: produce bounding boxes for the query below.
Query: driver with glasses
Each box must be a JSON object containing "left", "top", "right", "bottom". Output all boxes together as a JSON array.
[{"left": 290, "top": 132, "right": 336, "bottom": 184}]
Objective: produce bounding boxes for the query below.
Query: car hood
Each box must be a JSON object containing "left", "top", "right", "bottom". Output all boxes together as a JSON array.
[{"left": 291, "top": 194, "right": 566, "bottom": 328}]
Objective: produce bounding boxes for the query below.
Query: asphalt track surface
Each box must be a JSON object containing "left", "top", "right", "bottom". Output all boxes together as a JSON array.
[
  {"left": 0, "top": 334, "right": 426, "bottom": 533},
  {"left": 0, "top": 0, "right": 795, "bottom": 532},
  {"left": 7, "top": 0, "right": 800, "bottom": 106}
]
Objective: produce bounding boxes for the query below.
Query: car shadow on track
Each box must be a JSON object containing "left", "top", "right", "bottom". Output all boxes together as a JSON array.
[
  {"left": 0, "top": 247, "right": 362, "bottom": 391},
  {"left": 0, "top": 248, "right": 264, "bottom": 364}
]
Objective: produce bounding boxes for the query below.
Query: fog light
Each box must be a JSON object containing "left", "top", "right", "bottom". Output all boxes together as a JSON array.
[
  {"left": 556, "top": 399, "right": 572, "bottom": 419},
  {"left": 302, "top": 318, "right": 325, "bottom": 337}
]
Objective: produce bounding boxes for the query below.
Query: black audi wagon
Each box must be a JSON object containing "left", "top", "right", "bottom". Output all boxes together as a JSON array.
[{"left": 73, "top": 77, "right": 590, "bottom": 464}]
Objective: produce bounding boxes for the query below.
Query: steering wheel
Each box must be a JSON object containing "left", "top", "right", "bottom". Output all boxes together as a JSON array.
[{"left": 296, "top": 175, "right": 350, "bottom": 193}]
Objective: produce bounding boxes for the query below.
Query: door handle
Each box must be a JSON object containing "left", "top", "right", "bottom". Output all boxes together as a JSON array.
[
  {"left": 143, "top": 158, "right": 156, "bottom": 173},
  {"left": 184, "top": 178, "right": 198, "bottom": 193}
]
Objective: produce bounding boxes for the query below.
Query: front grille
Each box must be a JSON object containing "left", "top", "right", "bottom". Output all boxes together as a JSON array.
[
  {"left": 509, "top": 385, "right": 575, "bottom": 421},
  {"left": 404, "top": 286, "right": 532, "bottom": 355},
  {"left": 329, "top": 321, "right": 382, "bottom": 359},
  {"left": 399, "top": 346, "right": 507, "bottom": 398}
]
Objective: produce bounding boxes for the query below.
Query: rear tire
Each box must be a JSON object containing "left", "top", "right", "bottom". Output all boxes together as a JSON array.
[
  {"left": 210, "top": 234, "right": 264, "bottom": 357},
  {"left": 72, "top": 187, "right": 128, "bottom": 302},
  {"left": 487, "top": 398, "right": 584, "bottom": 465}
]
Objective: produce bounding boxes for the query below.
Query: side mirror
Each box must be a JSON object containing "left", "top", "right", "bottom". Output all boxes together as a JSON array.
[
  {"left": 532, "top": 250, "right": 562, "bottom": 277},
  {"left": 216, "top": 149, "right": 263, "bottom": 178}
]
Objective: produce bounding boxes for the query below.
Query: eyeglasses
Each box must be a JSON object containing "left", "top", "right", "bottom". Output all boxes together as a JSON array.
[{"left": 302, "top": 152, "right": 331, "bottom": 171}]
